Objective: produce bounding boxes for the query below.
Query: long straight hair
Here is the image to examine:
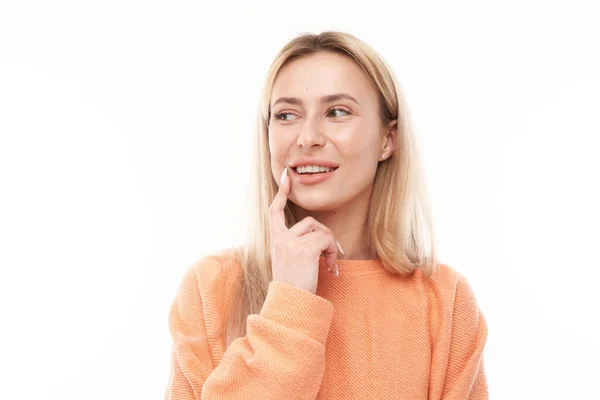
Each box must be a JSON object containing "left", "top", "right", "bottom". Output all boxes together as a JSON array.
[{"left": 219, "top": 31, "right": 437, "bottom": 347}]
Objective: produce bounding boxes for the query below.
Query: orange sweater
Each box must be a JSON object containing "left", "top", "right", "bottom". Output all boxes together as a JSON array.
[{"left": 164, "top": 255, "right": 488, "bottom": 399}]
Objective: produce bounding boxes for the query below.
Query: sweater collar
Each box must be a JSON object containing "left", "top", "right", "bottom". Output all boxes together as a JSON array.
[{"left": 318, "top": 257, "right": 386, "bottom": 276}]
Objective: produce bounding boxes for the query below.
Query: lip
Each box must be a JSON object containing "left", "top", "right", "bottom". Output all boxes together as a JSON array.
[
  {"left": 289, "top": 157, "right": 339, "bottom": 169},
  {"left": 290, "top": 166, "right": 338, "bottom": 185}
]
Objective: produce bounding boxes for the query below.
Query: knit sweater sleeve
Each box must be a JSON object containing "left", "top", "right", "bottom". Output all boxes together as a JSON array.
[
  {"left": 441, "top": 275, "right": 489, "bottom": 399},
  {"left": 164, "top": 257, "right": 334, "bottom": 400}
]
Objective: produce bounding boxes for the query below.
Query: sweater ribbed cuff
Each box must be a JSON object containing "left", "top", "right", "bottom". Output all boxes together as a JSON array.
[{"left": 259, "top": 281, "right": 334, "bottom": 345}]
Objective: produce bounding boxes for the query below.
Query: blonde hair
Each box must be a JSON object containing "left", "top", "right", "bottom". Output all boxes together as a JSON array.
[{"left": 219, "top": 31, "right": 437, "bottom": 347}]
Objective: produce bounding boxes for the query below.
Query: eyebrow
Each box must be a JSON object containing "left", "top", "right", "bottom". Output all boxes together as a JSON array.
[{"left": 271, "top": 93, "right": 360, "bottom": 108}]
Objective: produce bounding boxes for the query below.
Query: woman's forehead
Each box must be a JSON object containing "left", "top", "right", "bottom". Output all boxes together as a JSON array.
[{"left": 271, "top": 52, "right": 376, "bottom": 104}]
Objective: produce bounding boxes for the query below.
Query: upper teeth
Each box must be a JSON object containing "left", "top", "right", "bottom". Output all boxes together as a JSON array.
[{"left": 295, "top": 165, "right": 335, "bottom": 174}]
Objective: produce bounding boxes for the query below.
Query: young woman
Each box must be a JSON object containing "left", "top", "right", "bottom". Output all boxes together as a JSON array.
[{"left": 165, "top": 31, "right": 488, "bottom": 399}]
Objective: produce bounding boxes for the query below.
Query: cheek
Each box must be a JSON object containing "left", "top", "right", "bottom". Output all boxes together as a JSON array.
[
  {"left": 336, "top": 124, "right": 379, "bottom": 159},
  {"left": 268, "top": 128, "right": 284, "bottom": 154},
  {"left": 268, "top": 128, "right": 293, "bottom": 164}
]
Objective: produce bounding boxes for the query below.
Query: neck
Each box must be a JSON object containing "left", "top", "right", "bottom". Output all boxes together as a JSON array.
[{"left": 290, "top": 186, "right": 374, "bottom": 260}]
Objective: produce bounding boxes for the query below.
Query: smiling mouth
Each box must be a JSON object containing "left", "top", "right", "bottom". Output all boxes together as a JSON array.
[{"left": 293, "top": 166, "right": 339, "bottom": 175}]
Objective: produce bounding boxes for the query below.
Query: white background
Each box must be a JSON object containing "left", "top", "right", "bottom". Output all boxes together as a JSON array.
[{"left": 1, "top": 1, "right": 599, "bottom": 399}]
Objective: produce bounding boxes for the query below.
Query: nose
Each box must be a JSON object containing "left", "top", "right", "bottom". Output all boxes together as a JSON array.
[{"left": 296, "top": 115, "right": 325, "bottom": 149}]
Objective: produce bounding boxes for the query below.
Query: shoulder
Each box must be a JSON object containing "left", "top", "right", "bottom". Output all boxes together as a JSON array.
[
  {"left": 422, "top": 262, "right": 483, "bottom": 315},
  {"left": 429, "top": 262, "right": 477, "bottom": 295},
  {"left": 177, "top": 248, "right": 244, "bottom": 299},
  {"left": 168, "top": 250, "right": 245, "bottom": 348},
  {"left": 418, "top": 262, "right": 487, "bottom": 345}
]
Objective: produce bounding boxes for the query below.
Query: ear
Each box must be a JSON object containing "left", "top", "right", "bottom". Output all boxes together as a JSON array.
[{"left": 380, "top": 119, "right": 397, "bottom": 158}]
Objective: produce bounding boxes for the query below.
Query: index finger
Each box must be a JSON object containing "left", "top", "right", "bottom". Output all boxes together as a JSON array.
[{"left": 269, "top": 167, "right": 291, "bottom": 236}]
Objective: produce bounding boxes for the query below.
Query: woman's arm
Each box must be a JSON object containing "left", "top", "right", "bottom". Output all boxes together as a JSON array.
[
  {"left": 440, "top": 275, "right": 489, "bottom": 399},
  {"left": 164, "top": 258, "right": 334, "bottom": 400}
]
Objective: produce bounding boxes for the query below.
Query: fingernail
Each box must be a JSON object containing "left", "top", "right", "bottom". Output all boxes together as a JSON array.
[
  {"left": 280, "top": 167, "right": 288, "bottom": 186},
  {"left": 335, "top": 263, "right": 339, "bottom": 277},
  {"left": 336, "top": 241, "right": 344, "bottom": 255},
  {"left": 327, "top": 264, "right": 332, "bottom": 272}
]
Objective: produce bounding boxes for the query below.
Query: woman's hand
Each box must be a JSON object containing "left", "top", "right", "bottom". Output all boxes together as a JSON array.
[{"left": 269, "top": 167, "right": 341, "bottom": 294}]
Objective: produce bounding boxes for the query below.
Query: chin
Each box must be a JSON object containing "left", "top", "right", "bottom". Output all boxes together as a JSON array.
[{"left": 290, "top": 192, "right": 343, "bottom": 212}]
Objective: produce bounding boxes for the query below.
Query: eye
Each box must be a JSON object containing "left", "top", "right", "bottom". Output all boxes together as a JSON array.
[
  {"left": 328, "top": 108, "right": 350, "bottom": 118},
  {"left": 274, "top": 112, "right": 298, "bottom": 121}
]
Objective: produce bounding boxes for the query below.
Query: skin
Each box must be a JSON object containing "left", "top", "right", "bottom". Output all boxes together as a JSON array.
[{"left": 268, "top": 51, "right": 396, "bottom": 260}]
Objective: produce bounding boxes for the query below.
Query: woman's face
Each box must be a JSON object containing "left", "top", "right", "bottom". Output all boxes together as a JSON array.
[{"left": 269, "top": 51, "right": 394, "bottom": 212}]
